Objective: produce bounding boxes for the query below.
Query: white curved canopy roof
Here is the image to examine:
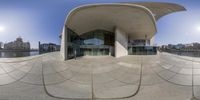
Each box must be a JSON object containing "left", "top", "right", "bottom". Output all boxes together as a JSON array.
[
  {"left": 64, "top": 2, "right": 186, "bottom": 39},
  {"left": 129, "top": 2, "right": 186, "bottom": 20}
]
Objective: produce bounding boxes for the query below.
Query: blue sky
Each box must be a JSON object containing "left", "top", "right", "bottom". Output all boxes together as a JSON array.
[{"left": 0, "top": 0, "right": 200, "bottom": 48}]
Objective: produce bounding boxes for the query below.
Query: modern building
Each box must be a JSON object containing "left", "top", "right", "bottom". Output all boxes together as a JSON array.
[
  {"left": 39, "top": 42, "right": 60, "bottom": 53},
  {"left": 60, "top": 2, "right": 186, "bottom": 60},
  {"left": 4, "top": 37, "right": 30, "bottom": 51},
  {"left": 183, "top": 43, "right": 200, "bottom": 50}
]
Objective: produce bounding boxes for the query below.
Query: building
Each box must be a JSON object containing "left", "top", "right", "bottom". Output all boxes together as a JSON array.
[
  {"left": 161, "top": 42, "right": 200, "bottom": 51},
  {"left": 191, "top": 42, "right": 200, "bottom": 49},
  {"left": 39, "top": 42, "right": 60, "bottom": 53},
  {"left": 60, "top": 2, "right": 186, "bottom": 60},
  {"left": 174, "top": 44, "right": 185, "bottom": 50},
  {"left": 4, "top": 37, "right": 30, "bottom": 51},
  {"left": 0, "top": 42, "right": 2, "bottom": 49},
  {"left": 185, "top": 43, "right": 194, "bottom": 48},
  {"left": 184, "top": 42, "right": 200, "bottom": 50}
]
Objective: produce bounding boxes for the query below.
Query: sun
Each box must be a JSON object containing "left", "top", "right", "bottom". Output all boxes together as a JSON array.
[
  {"left": 0, "top": 26, "right": 5, "bottom": 32},
  {"left": 197, "top": 26, "right": 200, "bottom": 32}
]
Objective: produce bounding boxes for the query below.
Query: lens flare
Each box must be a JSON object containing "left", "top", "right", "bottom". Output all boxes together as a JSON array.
[
  {"left": 196, "top": 26, "right": 200, "bottom": 32},
  {"left": 0, "top": 26, "right": 5, "bottom": 32}
]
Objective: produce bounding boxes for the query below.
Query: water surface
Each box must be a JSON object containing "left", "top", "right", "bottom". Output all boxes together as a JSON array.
[{"left": 0, "top": 51, "right": 39, "bottom": 58}]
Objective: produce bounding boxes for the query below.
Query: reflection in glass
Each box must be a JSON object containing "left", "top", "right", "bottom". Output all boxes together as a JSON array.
[{"left": 67, "top": 29, "right": 114, "bottom": 59}]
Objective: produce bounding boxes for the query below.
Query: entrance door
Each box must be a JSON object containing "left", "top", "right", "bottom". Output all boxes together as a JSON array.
[{"left": 93, "top": 48, "right": 98, "bottom": 56}]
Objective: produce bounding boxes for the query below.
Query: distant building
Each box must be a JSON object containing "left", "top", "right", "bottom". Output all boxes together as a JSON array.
[
  {"left": 4, "top": 37, "right": 30, "bottom": 51},
  {"left": 168, "top": 44, "right": 175, "bottom": 49},
  {"left": 192, "top": 43, "right": 200, "bottom": 49},
  {"left": 185, "top": 43, "right": 194, "bottom": 48},
  {"left": 161, "top": 45, "right": 168, "bottom": 49},
  {"left": 161, "top": 42, "right": 200, "bottom": 51},
  {"left": 0, "top": 42, "right": 3, "bottom": 49},
  {"left": 39, "top": 42, "right": 60, "bottom": 53},
  {"left": 175, "top": 44, "right": 185, "bottom": 50}
]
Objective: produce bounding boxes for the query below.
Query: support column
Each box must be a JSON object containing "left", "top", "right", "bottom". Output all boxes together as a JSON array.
[
  {"left": 60, "top": 25, "right": 67, "bottom": 60},
  {"left": 150, "top": 36, "right": 154, "bottom": 46},
  {"left": 115, "top": 28, "right": 128, "bottom": 57}
]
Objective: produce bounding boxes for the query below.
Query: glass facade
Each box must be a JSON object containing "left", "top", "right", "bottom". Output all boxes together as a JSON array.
[
  {"left": 67, "top": 28, "right": 157, "bottom": 59},
  {"left": 129, "top": 39, "right": 150, "bottom": 46},
  {"left": 67, "top": 29, "right": 114, "bottom": 59},
  {"left": 128, "top": 45, "right": 157, "bottom": 55},
  {"left": 80, "top": 45, "right": 111, "bottom": 56},
  {"left": 128, "top": 39, "right": 157, "bottom": 55}
]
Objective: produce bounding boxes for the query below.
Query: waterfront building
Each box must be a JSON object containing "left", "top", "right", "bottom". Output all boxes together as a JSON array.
[
  {"left": 185, "top": 43, "right": 194, "bottom": 47},
  {"left": 161, "top": 43, "right": 200, "bottom": 51},
  {"left": 0, "top": 42, "right": 2, "bottom": 49},
  {"left": 191, "top": 42, "right": 200, "bottom": 49},
  {"left": 161, "top": 45, "right": 168, "bottom": 49},
  {"left": 39, "top": 42, "right": 60, "bottom": 53},
  {"left": 4, "top": 37, "right": 30, "bottom": 51},
  {"left": 60, "top": 2, "right": 186, "bottom": 60},
  {"left": 175, "top": 44, "right": 185, "bottom": 50}
]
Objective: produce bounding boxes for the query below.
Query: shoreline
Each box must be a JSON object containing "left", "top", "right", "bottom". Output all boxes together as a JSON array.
[{"left": 0, "top": 49, "right": 38, "bottom": 52}]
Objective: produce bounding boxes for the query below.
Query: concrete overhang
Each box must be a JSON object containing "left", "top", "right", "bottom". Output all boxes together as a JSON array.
[
  {"left": 128, "top": 2, "right": 186, "bottom": 20},
  {"left": 64, "top": 2, "right": 186, "bottom": 39},
  {"left": 65, "top": 3, "right": 157, "bottom": 39}
]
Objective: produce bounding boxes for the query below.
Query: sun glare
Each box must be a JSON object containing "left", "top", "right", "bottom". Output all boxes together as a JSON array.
[
  {"left": 196, "top": 26, "right": 200, "bottom": 32},
  {"left": 0, "top": 26, "right": 5, "bottom": 32}
]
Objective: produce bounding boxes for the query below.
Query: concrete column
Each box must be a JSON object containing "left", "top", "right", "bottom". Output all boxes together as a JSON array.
[
  {"left": 115, "top": 28, "right": 128, "bottom": 57},
  {"left": 60, "top": 25, "right": 67, "bottom": 60},
  {"left": 145, "top": 34, "right": 148, "bottom": 46},
  {"left": 150, "top": 36, "right": 154, "bottom": 46}
]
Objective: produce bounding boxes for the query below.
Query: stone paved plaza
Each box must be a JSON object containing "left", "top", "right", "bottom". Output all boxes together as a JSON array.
[{"left": 0, "top": 52, "right": 200, "bottom": 100}]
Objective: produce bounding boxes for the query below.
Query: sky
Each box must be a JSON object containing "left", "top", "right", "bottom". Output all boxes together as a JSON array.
[{"left": 0, "top": 0, "right": 200, "bottom": 48}]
